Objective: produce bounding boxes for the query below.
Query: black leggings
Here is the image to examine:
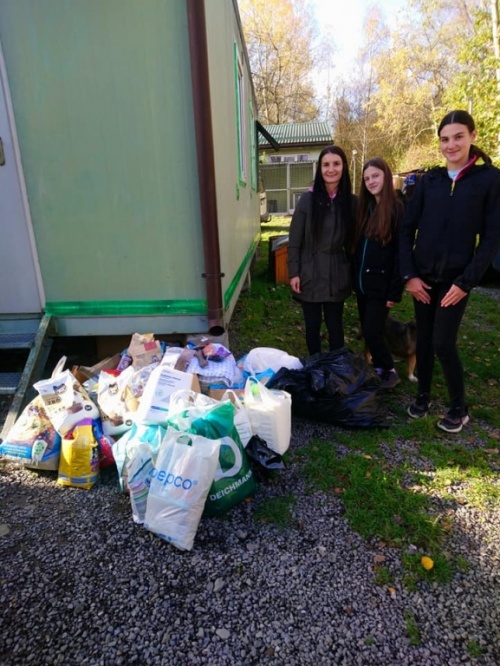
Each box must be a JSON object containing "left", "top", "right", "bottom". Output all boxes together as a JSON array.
[
  {"left": 357, "top": 295, "right": 393, "bottom": 370},
  {"left": 300, "top": 300, "right": 345, "bottom": 355},
  {"left": 413, "top": 283, "right": 469, "bottom": 410}
]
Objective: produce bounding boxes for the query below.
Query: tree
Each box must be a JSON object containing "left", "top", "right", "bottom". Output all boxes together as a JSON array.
[{"left": 238, "top": 0, "right": 319, "bottom": 123}]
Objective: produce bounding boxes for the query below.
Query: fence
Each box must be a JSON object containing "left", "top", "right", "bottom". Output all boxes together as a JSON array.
[{"left": 260, "top": 161, "right": 317, "bottom": 215}]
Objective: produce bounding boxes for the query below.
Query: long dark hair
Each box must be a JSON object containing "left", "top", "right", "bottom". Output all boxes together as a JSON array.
[
  {"left": 311, "top": 146, "right": 353, "bottom": 239},
  {"left": 354, "top": 157, "right": 401, "bottom": 248},
  {"left": 438, "top": 110, "right": 492, "bottom": 164}
]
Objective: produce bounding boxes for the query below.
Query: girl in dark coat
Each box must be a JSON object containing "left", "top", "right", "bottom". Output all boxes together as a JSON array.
[
  {"left": 400, "top": 110, "right": 500, "bottom": 433},
  {"left": 353, "top": 157, "right": 404, "bottom": 388},
  {"left": 287, "top": 146, "right": 355, "bottom": 355}
]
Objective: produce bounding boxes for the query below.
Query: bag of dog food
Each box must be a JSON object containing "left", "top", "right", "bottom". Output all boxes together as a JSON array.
[
  {"left": 34, "top": 357, "right": 99, "bottom": 436},
  {"left": 0, "top": 396, "right": 61, "bottom": 470}
]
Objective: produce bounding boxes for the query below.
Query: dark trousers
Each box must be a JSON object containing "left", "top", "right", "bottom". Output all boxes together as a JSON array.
[
  {"left": 300, "top": 300, "right": 344, "bottom": 355},
  {"left": 413, "top": 283, "right": 469, "bottom": 410},
  {"left": 356, "top": 295, "right": 393, "bottom": 370}
]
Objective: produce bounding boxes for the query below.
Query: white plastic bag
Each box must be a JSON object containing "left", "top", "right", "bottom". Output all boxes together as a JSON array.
[
  {"left": 244, "top": 377, "right": 292, "bottom": 455},
  {"left": 243, "top": 347, "right": 303, "bottom": 376},
  {"left": 127, "top": 441, "right": 160, "bottom": 524},
  {"left": 220, "top": 390, "right": 253, "bottom": 448},
  {"left": 144, "top": 428, "right": 220, "bottom": 551}
]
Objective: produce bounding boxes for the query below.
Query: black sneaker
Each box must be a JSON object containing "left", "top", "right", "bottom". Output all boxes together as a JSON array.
[
  {"left": 407, "top": 393, "right": 431, "bottom": 419},
  {"left": 437, "top": 408, "right": 470, "bottom": 433},
  {"left": 379, "top": 369, "right": 401, "bottom": 389}
]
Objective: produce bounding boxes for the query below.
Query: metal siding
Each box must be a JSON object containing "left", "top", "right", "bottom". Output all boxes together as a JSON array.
[
  {"left": 0, "top": 0, "right": 204, "bottom": 305},
  {"left": 204, "top": 0, "right": 260, "bottom": 318}
]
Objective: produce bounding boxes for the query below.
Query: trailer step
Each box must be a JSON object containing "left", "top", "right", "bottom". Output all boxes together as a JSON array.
[
  {"left": 0, "top": 372, "right": 23, "bottom": 394},
  {"left": 0, "top": 315, "right": 54, "bottom": 440},
  {"left": 0, "top": 333, "right": 36, "bottom": 350}
]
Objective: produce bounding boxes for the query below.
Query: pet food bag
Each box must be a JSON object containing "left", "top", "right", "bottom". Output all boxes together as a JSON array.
[
  {"left": 97, "top": 366, "right": 135, "bottom": 436},
  {"left": 57, "top": 420, "right": 99, "bottom": 489},
  {"left": 144, "top": 428, "right": 220, "bottom": 551},
  {"left": 244, "top": 376, "right": 292, "bottom": 455},
  {"left": 34, "top": 357, "right": 99, "bottom": 436},
  {"left": 0, "top": 396, "right": 61, "bottom": 470}
]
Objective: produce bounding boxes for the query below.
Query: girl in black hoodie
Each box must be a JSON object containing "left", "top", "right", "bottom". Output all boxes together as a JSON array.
[
  {"left": 400, "top": 110, "right": 500, "bottom": 433},
  {"left": 353, "top": 157, "right": 404, "bottom": 389}
]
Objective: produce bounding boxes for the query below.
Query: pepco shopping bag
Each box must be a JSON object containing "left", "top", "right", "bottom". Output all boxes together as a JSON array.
[{"left": 144, "top": 428, "right": 220, "bottom": 551}]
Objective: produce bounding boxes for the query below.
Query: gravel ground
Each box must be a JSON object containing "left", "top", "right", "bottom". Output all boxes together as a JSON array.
[{"left": 1, "top": 393, "right": 499, "bottom": 666}]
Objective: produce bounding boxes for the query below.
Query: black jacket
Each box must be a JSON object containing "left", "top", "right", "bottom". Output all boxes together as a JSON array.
[
  {"left": 399, "top": 161, "right": 500, "bottom": 292},
  {"left": 353, "top": 205, "right": 403, "bottom": 302},
  {"left": 288, "top": 192, "right": 355, "bottom": 303}
]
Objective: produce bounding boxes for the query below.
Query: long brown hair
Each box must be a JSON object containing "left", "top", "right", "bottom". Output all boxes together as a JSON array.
[{"left": 354, "top": 157, "right": 401, "bottom": 248}]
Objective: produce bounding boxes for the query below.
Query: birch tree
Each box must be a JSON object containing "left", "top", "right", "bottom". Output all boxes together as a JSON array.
[{"left": 238, "top": 0, "right": 319, "bottom": 123}]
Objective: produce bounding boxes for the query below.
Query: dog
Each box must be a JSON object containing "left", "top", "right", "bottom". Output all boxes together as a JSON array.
[{"left": 363, "top": 316, "right": 417, "bottom": 382}]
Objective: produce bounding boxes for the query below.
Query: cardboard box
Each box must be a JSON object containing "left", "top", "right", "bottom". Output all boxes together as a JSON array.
[
  {"left": 208, "top": 387, "right": 245, "bottom": 402},
  {"left": 135, "top": 365, "right": 201, "bottom": 424}
]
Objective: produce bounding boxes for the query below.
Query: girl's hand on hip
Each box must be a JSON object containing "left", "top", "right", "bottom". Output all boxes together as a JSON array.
[
  {"left": 441, "top": 284, "right": 467, "bottom": 307},
  {"left": 290, "top": 277, "right": 301, "bottom": 294},
  {"left": 406, "top": 277, "right": 431, "bottom": 304}
]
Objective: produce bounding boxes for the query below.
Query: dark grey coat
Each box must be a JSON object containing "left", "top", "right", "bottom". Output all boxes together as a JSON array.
[{"left": 288, "top": 191, "right": 353, "bottom": 303}]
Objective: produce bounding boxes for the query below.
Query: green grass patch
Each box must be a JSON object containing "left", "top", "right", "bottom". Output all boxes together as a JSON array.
[
  {"left": 403, "top": 610, "right": 421, "bottom": 647},
  {"left": 253, "top": 494, "right": 296, "bottom": 529},
  {"left": 299, "top": 440, "right": 445, "bottom": 550},
  {"left": 229, "top": 232, "right": 500, "bottom": 580}
]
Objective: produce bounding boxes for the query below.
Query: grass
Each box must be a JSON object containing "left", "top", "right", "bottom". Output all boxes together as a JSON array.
[
  {"left": 253, "top": 494, "right": 296, "bottom": 529},
  {"left": 229, "top": 216, "right": 500, "bottom": 581}
]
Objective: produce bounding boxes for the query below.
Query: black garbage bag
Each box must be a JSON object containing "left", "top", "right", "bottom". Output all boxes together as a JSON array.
[
  {"left": 246, "top": 434, "right": 285, "bottom": 482},
  {"left": 267, "top": 347, "right": 388, "bottom": 428}
]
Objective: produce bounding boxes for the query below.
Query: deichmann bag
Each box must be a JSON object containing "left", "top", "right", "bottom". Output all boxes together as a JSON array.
[
  {"left": 144, "top": 428, "right": 220, "bottom": 551},
  {"left": 167, "top": 393, "right": 256, "bottom": 516},
  {"left": 244, "top": 376, "right": 292, "bottom": 455}
]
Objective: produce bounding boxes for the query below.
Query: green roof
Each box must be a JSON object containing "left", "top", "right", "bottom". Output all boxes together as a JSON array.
[{"left": 258, "top": 121, "right": 333, "bottom": 147}]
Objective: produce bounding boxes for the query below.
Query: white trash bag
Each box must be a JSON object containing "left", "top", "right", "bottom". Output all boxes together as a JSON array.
[
  {"left": 243, "top": 347, "right": 303, "bottom": 376},
  {"left": 144, "top": 428, "right": 220, "bottom": 551},
  {"left": 244, "top": 376, "right": 292, "bottom": 455}
]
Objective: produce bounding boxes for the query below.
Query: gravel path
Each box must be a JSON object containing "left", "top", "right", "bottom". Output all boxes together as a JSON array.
[{"left": 1, "top": 411, "right": 499, "bottom": 665}]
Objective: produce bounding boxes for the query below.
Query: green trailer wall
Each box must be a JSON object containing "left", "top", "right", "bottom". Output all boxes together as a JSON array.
[
  {"left": 0, "top": 0, "right": 258, "bottom": 336},
  {"left": 205, "top": 1, "right": 260, "bottom": 321}
]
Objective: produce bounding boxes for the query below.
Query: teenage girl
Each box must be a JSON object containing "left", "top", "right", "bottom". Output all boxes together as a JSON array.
[
  {"left": 353, "top": 157, "right": 404, "bottom": 388},
  {"left": 400, "top": 110, "right": 500, "bottom": 432}
]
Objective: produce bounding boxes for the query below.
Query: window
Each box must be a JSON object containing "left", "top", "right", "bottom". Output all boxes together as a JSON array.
[
  {"left": 297, "top": 154, "right": 310, "bottom": 162},
  {"left": 234, "top": 43, "right": 247, "bottom": 185},
  {"left": 270, "top": 155, "right": 282, "bottom": 163}
]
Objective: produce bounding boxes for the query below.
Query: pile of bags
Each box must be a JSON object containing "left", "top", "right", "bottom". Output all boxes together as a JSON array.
[
  {"left": 0, "top": 335, "right": 387, "bottom": 549},
  {"left": 0, "top": 335, "right": 297, "bottom": 550}
]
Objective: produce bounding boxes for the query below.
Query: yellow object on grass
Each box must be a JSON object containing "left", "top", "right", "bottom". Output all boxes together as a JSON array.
[{"left": 421, "top": 556, "right": 434, "bottom": 571}]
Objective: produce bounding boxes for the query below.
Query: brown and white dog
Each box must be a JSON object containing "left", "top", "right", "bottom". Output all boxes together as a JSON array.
[{"left": 363, "top": 316, "right": 417, "bottom": 382}]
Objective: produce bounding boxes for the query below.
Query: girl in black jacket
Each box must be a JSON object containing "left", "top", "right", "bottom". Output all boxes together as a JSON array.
[
  {"left": 353, "top": 157, "right": 404, "bottom": 388},
  {"left": 400, "top": 110, "right": 500, "bottom": 433}
]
